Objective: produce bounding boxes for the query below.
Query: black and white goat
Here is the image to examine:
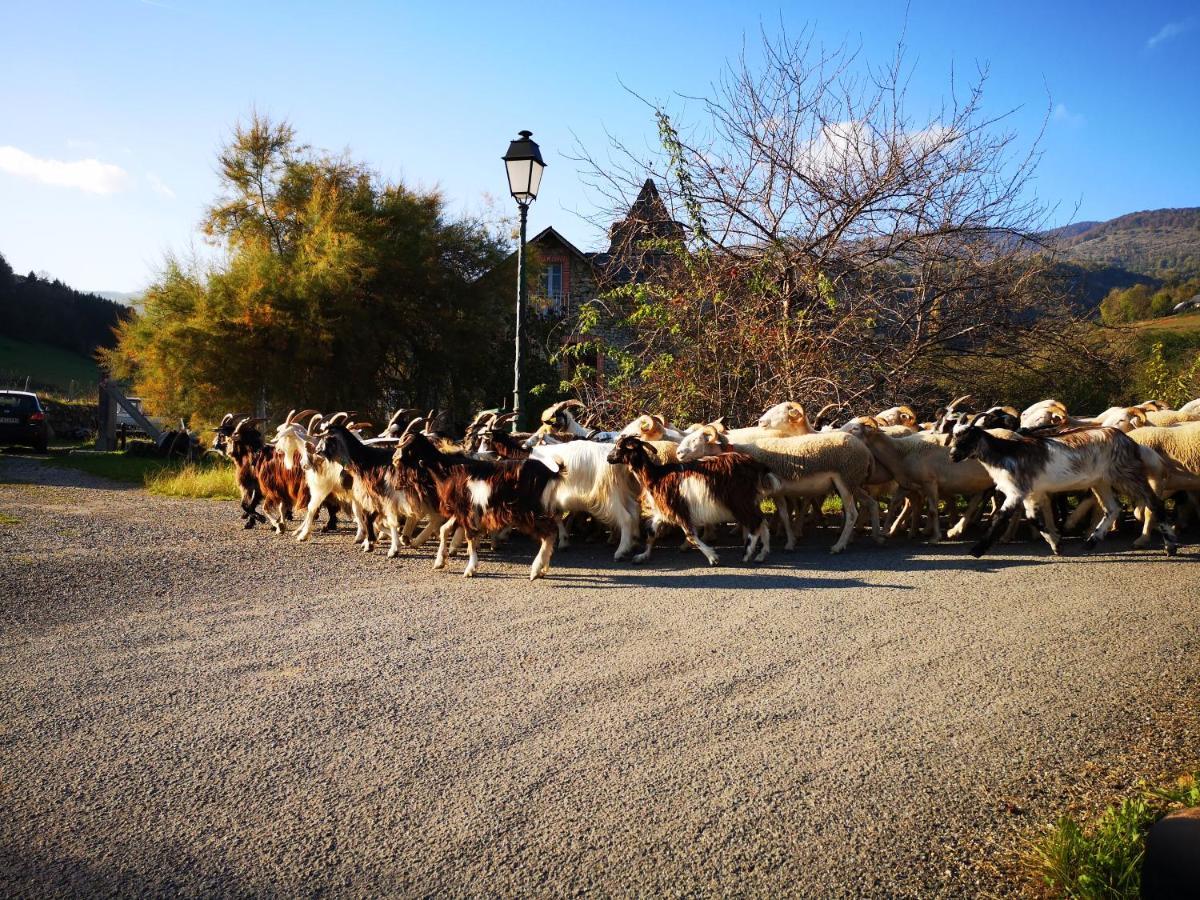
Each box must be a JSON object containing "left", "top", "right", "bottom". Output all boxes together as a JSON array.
[{"left": 948, "top": 416, "right": 1177, "bottom": 557}]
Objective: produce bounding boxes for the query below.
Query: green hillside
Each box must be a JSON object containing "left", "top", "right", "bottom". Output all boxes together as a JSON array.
[{"left": 0, "top": 335, "right": 101, "bottom": 396}]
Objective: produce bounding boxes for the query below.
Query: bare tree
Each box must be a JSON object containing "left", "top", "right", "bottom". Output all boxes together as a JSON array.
[{"left": 564, "top": 27, "right": 1075, "bottom": 424}]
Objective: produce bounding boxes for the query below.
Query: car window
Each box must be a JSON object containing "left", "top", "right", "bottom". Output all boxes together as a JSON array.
[{"left": 0, "top": 393, "right": 38, "bottom": 414}]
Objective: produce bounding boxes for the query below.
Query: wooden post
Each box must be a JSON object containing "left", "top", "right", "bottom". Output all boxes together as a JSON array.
[{"left": 96, "top": 377, "right": 116, "bottom": 450}]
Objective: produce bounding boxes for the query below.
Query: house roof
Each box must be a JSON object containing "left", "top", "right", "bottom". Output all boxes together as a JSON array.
[{"left": 527, "top": 226, "right": 591, "bottom": 263}]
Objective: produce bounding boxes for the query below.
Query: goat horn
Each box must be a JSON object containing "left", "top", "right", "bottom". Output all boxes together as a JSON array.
[
  {"left": 399, "top": 417, "right": 426, "bottom": 440},
  {"left": 387, "top": 408, "right": 417, "bottom": 429},
  {"left": 813, "top": 403, "right": 839, "bottom": 422},
  {"left": 288, "top": 408, "right": 318, "bottom": 426},
  {"left": 947, "top": 394, "right": 973, "bottom": 411}
]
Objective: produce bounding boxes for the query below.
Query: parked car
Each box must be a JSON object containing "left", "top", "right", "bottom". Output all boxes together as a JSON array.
[{"left": 0, "top": 390, "right": 50, "bottom": 453}]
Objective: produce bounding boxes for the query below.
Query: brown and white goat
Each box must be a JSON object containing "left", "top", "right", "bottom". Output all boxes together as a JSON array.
[
  {"left": 606, "top": 435, "right": 778, "bottom": 566},
  {"left": 315, "top": 417, "right": 444, "bottom": 557},
  {"left": 393, "top": 430, "right": 563, "bottom": 579},
  {"left": 214, "top": 415, "right": 311, "bottom": 533},
  {"left": 274, "top": 411, "right": 369, "bottom": 544}
]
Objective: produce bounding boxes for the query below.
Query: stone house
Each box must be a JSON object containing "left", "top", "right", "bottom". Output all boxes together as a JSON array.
[{"left": 522, "top": 179, "right": 684, "bottom": 383}]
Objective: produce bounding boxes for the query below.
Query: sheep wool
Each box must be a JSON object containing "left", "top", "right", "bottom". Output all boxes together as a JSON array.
[
  {"left": 730, "top": 432, "right": 873, "bottom": 485},
  {"left": 1128, "top": 422, "right": 1200, "bottom": 475}
]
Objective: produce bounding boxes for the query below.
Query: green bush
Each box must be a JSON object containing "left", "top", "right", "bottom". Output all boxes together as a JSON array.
[{"left": 1024, "top": 774, "right": 1200, "bottom": 899}]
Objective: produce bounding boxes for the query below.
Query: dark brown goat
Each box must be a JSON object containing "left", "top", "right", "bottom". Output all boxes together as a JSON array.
[
  {"left": 215, "top": 416, "right": 311, "bottom": 533},
  {"left": 606, "top": 435, "right": 777, "bottom": 566},
  {"left": 393, "top": 430, "right": 562, "bottom": 579}
]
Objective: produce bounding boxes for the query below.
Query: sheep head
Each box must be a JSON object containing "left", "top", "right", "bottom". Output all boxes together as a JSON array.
[
  {"left": 619, "top": 413, "right": 667, "bottom": 441},
  {"left": 875, "top": 405, "right": 917, "bottom": 428},
  {"left": 1019, "top": 399, "right": 1068, "bottom": 429},
  {"left": 676, "top": 423, "right": 729, "bottom": 461},
  {"left": 757, "top": 401, "right": 809, "bottom": 433}
]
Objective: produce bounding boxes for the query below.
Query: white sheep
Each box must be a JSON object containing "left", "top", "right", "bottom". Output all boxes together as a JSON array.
[{"left": 677, "top": 426, "right": 882, "bottom": 553}]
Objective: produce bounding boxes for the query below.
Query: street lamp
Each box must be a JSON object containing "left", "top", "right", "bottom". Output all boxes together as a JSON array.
[{"left": 502, "top": 130, "right": 546, "bottom": 432}]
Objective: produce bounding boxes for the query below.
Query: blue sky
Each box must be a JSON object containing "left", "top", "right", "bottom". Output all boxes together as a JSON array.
[{"left": 1, "top": 0, "right": 1197, "bottom": 292}]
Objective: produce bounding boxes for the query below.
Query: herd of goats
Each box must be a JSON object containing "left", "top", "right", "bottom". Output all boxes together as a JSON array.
[{"left": 209, "top": 395, "right": 1200, "bottom": 579}]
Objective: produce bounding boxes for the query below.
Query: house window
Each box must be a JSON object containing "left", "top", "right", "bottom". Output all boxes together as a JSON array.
[{"left": 545, "top": 262, "right": 563, "bottom": 310}]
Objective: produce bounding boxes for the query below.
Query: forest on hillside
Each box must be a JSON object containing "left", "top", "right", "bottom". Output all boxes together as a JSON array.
[
  {"left": 1055, "top": 208, "right": 1200, "bottom": 280},
  {"left": 0, "top": 252, "right": 129, "bottom": 360}
]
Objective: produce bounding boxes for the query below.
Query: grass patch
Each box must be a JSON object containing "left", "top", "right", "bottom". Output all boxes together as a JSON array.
[
  {"left": 1023, "top": 773, "right": 1200, "bottom": 898},
  {"left": 39, "top": 451, "right": 237, "bottom": 499},
  {"left": 46, "top": 451, "right": 170, "bottom": 483},
  {"left": 0, "top": 511, "right": 20, "bottom": 526},
  {"left": 0, "top": 335, "right": 100, "bottom": 395},
  {"left": 1127, "top": 311, "right": 1200, "bottom": 335},
  {"left": 145, "top": 460, "right": 238, "bottom": 500}
]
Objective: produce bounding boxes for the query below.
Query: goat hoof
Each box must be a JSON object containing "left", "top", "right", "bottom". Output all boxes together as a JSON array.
[
  {"left": 1082, "top": 539, "right": 1097, "bottom": 553},
  {"left": 706, "top": 557, "right": 720, "bottom": 567},
  {"left": 243, "top": 520, "right": 255, "bottom": 530},
  {"left": 1166, "top": 543, "right": 1178, "bottom": 557},
  {"left": 969, "top": 544, "right": 987, "bottom": 558}
]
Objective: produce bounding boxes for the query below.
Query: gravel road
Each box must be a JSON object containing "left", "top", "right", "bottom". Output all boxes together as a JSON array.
[{"left": 2, "top": 457, "right": 1199, "bottom": 897}]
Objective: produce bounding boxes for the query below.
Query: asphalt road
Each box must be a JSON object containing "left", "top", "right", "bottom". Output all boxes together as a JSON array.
[{"left": 2, "top": 457, "right": 1199, "bottom": 897}]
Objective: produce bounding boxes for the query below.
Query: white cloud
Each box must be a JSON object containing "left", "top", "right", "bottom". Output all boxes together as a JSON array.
[
  {"left": 0, "top": 146, "right": 130, "bottom": 194},
  {"left": 146, "top": 172, "right": 176, "bottom": 199},
  {"left": 1052, "top": 103, "right": 1085, "bottom": 127},
  {"left": 1147, "top": 18, "right": 1194, "bottom": 49},
  {"left": 794, "top": 120, "right": 959, "bottom": 177}
]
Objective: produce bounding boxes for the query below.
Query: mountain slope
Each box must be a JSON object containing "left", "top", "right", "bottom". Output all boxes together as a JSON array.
[{"left": 1051, "top": 208, "right": 1200, "bottom": 279}]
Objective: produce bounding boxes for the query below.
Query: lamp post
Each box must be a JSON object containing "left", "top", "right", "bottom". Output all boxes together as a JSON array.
[{"left": 501, "top": 130, "right": 546, "bottom": 432}]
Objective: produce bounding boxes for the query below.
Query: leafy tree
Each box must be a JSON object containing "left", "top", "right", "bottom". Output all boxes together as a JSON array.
[
  {"left": 568, "top": 28, "right": 1077, "bottom": 422},
  {"left": 105, "top": 115, "right": 517, "bottom": 424}
]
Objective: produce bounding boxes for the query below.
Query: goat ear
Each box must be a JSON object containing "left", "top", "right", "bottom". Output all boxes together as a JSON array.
[
  {"left": 787, "top": 406, "right": 801, "bottom": 420},
  {"left": 638, "top": 416, "right": 653, "bottom": 432}
]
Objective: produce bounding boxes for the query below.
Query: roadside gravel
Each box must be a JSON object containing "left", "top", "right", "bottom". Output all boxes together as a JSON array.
[{"left": 2, "top": 456, "right": 1198, "bottom": 897}]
